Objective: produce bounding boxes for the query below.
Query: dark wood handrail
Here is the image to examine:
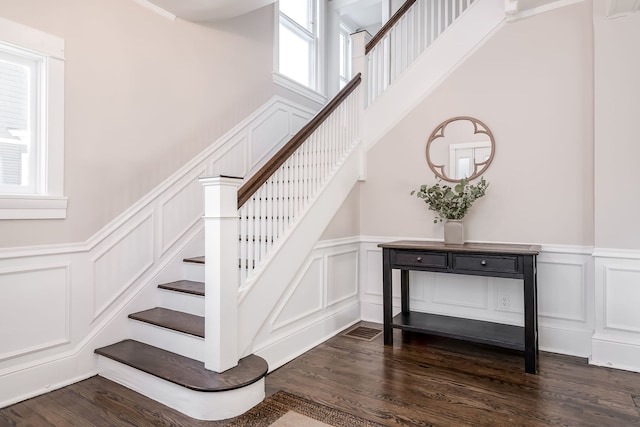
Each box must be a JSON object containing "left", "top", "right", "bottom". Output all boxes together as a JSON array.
[
  {"left": 365, "top": 0, "right": 417, "bottom": 55},
  {"left": 237, "top": 73, "right": 362, "bottom": 208}
]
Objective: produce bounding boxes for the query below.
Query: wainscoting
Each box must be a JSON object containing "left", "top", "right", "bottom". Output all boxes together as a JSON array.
[
  {"left": 252, "top": 238, "right": 361, "bottom": 371},
  {"left": 592, "top": 249, "right": 640, "bottom": 372},
  {"left": 359, "top": 237, "right": 597, "bottom": 360},
  {"left": 0, "top": 95, "right": 317, "bottom": 408}
]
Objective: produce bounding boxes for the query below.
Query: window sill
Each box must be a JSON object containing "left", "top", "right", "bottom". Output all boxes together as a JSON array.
[
  {"left": 273, "top": 72, "right": 327, "bottom": 105},
  {"left": 0, "top": 195, "right": 68, "bottom": 219}
]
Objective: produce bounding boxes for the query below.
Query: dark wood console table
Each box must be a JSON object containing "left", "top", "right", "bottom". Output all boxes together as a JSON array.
[{"left": 379, "top": 241, "right": 541, "bottom": 374}]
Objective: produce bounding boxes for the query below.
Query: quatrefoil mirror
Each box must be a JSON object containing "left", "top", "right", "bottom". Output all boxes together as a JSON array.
[{"left": 425, "top": 116, "right": 495, "bottom": 182}]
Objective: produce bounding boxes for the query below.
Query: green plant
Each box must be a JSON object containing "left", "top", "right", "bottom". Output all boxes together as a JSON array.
[{"left": 411, "top": 177, "right": 489, "bottom": 223}]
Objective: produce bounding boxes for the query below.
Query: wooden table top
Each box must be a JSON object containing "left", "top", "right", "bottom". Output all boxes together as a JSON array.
[{"left": 377, "top": 240, "right": 541, "bottom": 255}]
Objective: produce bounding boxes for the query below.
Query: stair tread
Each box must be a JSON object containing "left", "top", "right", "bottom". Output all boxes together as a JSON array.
[
  {"left": 95, "top": 339, "right": 268, "bottom": 392},
  {"left": 183, "top": 256, "right": 205, "bottom": 264},
  {"left": 129, "top": 308, "right": 204, "bottom": 338},
  {"left": 158, "top": 280, "right": 204, "bottom": 296}
]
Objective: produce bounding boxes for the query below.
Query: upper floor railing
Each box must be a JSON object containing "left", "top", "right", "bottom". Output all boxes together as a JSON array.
[{"left": 366, "top": 0, "right": 475, "bottom": 104}]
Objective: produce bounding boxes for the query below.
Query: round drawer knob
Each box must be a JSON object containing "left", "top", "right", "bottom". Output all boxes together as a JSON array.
[
  {"left": 481, "top": 260, "right": 487, "bottom": 266},
  {"left": 416, "top": 257, "right": 423, "bottom": 262}
]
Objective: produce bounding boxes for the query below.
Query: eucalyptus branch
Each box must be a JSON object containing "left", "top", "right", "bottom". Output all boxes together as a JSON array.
[{"left": 411, "top": 177, "right": 489, "bottom": 223}]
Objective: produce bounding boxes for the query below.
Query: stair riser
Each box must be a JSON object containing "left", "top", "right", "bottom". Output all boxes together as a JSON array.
[
  {"left": 183, "top": 263, "right": 204, "bottom": 282},
  {"left": 130, "top": 321, "right": 204, "bottom": 361},
  {"left": 158, "top": 289, "right": 205, "bottom": 316},
  {"left": 97, "top": 357, "right": 265, "bottom": 421}
]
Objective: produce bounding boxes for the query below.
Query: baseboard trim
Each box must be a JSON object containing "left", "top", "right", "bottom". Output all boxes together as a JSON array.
[
  {"left": 591, "top": 336, "right": 640, "bottom": 373},
  {"left": 254, "top": 301, "right": 361, "bottom": 372}
]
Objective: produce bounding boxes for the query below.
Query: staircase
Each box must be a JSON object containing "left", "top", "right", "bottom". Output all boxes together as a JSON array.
[
  {"left": 92, "top": 0, "right": 506, "bottom": 421},
  {"left": 95, "top": 258, "right": 268, "bottom": 420}
]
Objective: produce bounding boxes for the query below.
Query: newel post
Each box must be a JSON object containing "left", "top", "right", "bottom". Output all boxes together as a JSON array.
[
  {"left": 351, "top": 30, "right": 371, "bottom": 179},
  {"left": 199, "top": 175, "right": 242, "bottom": 373},
  {"left": 351, "top": 30, "right": 371, "bottom": 107}
]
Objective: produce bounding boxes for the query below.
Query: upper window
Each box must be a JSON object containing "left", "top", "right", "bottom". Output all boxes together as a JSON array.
[
  {"left": 0, "top": 17, "right": 66, "bottom": 219},
  {"left": 279, "top": 0, "right": 319, "bottom": 91},
  {"left": 0, "top": 44, "right": 45, "bottom": 195},
  {"left": 338, "top": 23, "right": 352, "bottom": 89}
]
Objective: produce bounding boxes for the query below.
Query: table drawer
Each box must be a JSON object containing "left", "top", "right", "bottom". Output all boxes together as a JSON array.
[
  {"left": 393, "top": 251, "right": 447, "bottom": 269},
  {"left": 452, "top": 254, "right": 519, "bottom": 274}
]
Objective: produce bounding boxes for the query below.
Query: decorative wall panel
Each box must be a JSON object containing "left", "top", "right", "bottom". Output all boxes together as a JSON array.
[
  {"left": 604, "top": 266, "right": 640, "bottom": 333},
  {"left": 327, "top": 250, "right": 358, "bottom": 306},
  {"left": 92, "top": 215, "right": 154, "bottom": 318},
  {"left": 273, "top": 258, "right": 323, "bottom": 329},
  {"left": 0, "top": 265, "right": 69, "bottom": 360}
]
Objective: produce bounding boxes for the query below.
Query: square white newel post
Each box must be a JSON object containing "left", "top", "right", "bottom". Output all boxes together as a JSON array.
[
  {"left": 199, "top": 175, "right": 243, "bottom": 373},
  {"left": 351, "top": 30, "right": 371, "bottom": 179},
  {"left": 351, "top": 30, "right": 371, "bottom": 107}
]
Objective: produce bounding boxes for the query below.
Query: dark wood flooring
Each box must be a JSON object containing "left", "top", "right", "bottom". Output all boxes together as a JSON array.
[{"left": 2, "top": 322, "right": 640, "bottom": 426}]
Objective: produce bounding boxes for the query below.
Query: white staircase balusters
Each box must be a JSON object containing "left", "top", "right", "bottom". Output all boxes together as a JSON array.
[
  {"left": 367, "top": 0, "right": 475, "bottom": 105},
  {"left": 238, "top": 85, "right": 361, "bottom": 287}
]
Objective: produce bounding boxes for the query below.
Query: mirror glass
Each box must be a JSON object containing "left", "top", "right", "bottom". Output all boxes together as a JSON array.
[{"left": 425, "top": 116, "right": 495, "bottom": 182}]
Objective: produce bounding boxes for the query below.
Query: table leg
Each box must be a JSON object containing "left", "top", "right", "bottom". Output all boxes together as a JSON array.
[
  {"left": 401, "top": 270, "right": 410, "bottom": 313},
  {"left": 383, "top": 248, "right": 393, "bottom": 345},
  {"left": 523, "top": 254, "right": 538, "bottom": 374}
]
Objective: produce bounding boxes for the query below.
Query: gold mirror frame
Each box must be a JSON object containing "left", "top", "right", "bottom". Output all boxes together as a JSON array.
[{"left": 425, "top": 116, "right": 495, "bottom": 183}]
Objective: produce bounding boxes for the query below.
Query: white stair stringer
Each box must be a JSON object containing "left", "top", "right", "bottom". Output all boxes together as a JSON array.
[
  {"left": 363, "top": 0, "right": 506, "bottom": 150},
  {"left": 236, "top": 140, "right": 364, "bottom": 357}
]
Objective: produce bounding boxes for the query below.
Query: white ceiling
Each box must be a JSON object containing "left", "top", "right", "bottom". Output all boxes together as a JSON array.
[
  {"left": 142, "top": 0, "right": 277, "bottom": 22},
  {"left": 142, "top": 0, "right": 385, "bottom": 29},
  {"left": 330, "top": 0, "right": 384, "bottom": 32}
]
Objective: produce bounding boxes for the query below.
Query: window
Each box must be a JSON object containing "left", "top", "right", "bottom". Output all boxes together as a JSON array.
[
  {"left": 278, "top": 0, "right": 321, "bottom": 94},
  {"left": 0, "top": 45, "right": 44, "bottom": 195},
  {"left": 0, "top": 17, "right": 66, "bottom": 219},
  {"left": 338, "top": 24, "right": 352, "bottom": 89}
]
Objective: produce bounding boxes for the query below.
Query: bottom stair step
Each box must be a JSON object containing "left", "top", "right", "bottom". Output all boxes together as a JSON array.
[{"left": 95, "top": 339, "right": 268, "bottom": 392}]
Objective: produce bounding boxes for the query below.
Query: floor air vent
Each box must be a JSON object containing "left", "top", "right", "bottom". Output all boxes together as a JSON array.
[{"left": 343, "top": 326, "right": 382, "bottom": 341}]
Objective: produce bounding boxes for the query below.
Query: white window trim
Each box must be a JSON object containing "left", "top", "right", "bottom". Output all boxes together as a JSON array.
[
  {"left": 0, "top": 16, "right": 67, "bottom": 219},
  {"left": 274, "top": 0, "right": 326, "bottom": 104}
]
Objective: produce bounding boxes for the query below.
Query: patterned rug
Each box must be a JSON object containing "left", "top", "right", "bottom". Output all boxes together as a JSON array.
[{"left": 224, "top": 391, "right": 385, "bottom": 426}]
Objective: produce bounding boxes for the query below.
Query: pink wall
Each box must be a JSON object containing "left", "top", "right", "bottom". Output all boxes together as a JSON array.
[
  {"left": 359, "top": 3, "right": 595, "bottom": 246},
  {"left": 0, "top": 0, "right": 276, "bottom": 247},
  {"left": 593, "top": 5, "right": 640, "bottom": 250}
]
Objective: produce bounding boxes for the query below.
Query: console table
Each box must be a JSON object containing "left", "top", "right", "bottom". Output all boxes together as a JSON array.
[{"left": 379, "top": 241, "right": 541, "bottom": 374}]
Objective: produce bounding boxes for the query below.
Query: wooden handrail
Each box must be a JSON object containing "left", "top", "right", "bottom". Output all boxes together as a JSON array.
[
  {"left": 237, "top": 73, "right": 362, "bottom": 208},
  {"left": 365, "top": 0, "right": 417, "bottom": 55}
]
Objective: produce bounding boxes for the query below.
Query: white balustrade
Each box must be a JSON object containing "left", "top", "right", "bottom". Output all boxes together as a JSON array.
[
  {"left": 367, "top": 0, "right": 475, "bottom": 105},
  {"left": 238, "top": 86, "right": 360, "bottom": 285}
]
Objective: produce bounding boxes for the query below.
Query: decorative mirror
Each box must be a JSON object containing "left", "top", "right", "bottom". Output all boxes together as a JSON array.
[{"left": 425, "top": 116, "right": 495, "bottom": 182}]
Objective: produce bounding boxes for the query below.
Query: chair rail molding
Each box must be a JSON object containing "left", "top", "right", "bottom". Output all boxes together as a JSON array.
[{"left": 0, "top": 94, "right": 318, "bottom": 409}]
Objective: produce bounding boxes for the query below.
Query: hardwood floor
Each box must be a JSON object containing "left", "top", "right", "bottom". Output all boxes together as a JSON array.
[{"left": 2, "top": 323, "right": 640, "bottom": 426}]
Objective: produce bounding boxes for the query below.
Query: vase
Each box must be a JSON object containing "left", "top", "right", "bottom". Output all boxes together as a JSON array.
[{"left": 444, "top": 220, "right": 464, "bottom": 245}]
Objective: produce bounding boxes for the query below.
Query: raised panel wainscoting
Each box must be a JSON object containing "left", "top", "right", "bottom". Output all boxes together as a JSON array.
[
  {"left": 0, "top": 95, "right": 318, "bottom": 409},
  {"left": 592, "top": 249, "right": 640, "bottom": 372}
]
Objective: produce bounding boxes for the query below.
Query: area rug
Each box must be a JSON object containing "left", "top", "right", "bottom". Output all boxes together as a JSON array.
[{"left": 224, "top": 391, "right": 385, "bottom": 427}]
